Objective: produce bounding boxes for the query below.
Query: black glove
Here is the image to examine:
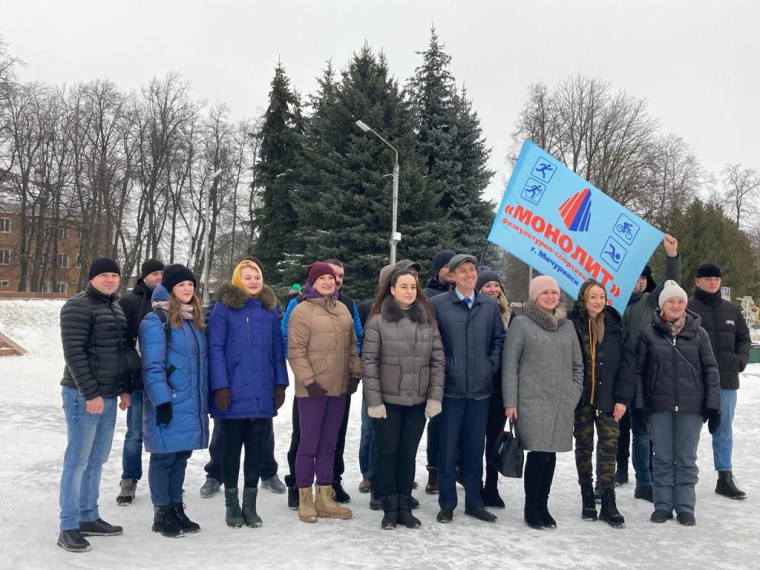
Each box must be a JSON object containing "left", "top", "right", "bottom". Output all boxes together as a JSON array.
[
  {"left": 274, "top": 385, "right": 286, "bottom": 410},
  {"left": 347, "top": 377, "right": 361, "bottom": 395},
  {"left": 215, "top": 388, "right": 231, "bottom": 412},
  {"left": 704, "top": 409, "right": 721, "bottom": 435},
  {"left": 156, "top": 402, "right": 172, "bottom": 426},
  {"left": 306, "top": 382, "right": 327, "bottom": 399}
]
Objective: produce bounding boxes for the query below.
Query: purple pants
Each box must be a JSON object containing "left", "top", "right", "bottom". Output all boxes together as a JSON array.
[{"left": 295, "top": 394, "right": 347, "bottom": 488}]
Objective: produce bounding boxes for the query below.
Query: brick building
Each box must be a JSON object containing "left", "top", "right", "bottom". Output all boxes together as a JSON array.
[{"left": 0, "top": 205, "right": 84, "bottom": 294}]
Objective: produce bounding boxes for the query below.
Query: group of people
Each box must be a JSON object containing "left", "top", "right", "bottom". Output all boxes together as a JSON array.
[{"left": 55, "top": 235, "right": 750, "bottom": 553}]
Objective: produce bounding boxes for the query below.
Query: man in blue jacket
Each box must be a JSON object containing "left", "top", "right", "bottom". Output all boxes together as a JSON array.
[{"left": 431, "top": 254, "right": 506, "bottom": 524}]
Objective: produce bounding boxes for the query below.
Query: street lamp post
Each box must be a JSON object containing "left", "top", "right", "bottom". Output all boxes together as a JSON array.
[
  {"left": 202, "top": 169, "right": 224, "bottom": 305},
  {"left": 355, "top": 120, "right": 400, "bottom": 265}
]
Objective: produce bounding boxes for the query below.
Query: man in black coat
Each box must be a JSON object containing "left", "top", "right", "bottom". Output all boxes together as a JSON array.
[
  {"left": 687, "top": 263, "right": 751, "bottom": 500},
  {"left": 57, "top": 257, "right": 131, "bottom": 553},
  {"left": 115, "top": 258, "right": 164, "bottom": 505},
  {"left": 430, "top": 254, "right": 506, "bottom": 524},
  {"left": 423, "top": 249, "right": 456, "bottom": 299}
]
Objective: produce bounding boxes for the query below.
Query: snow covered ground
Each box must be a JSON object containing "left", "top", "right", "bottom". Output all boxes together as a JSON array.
[{"left": 1, "top": 299, "right": 759, "bottom": 569}]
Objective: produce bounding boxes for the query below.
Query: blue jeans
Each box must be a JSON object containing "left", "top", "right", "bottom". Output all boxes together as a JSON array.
[
  {"left": 648, "top": 411, "right": 702, "bottom": 514},
  {"left": 149, "top": 450, "right": 192, "bottom": 506},
  {"left": 359, "top": 397, "right": 375, "bottom": 480},
  {"left": 59, "top": 387, "right": 117, "bottom": 531},
  {"left": 713, "top": 389, "right": 736, "bottom": 471},
  {"left": 121, "top": 389, "right": 143, "bottom": 480},
  {"left": 205, "top": 419, "right": 278, "bottom": 481},
  {"left": 631, "top": 409, "right": 652, "bottom": 486},
  {"left": 437, "top": 396, "right": 489, "bottom": 511}
]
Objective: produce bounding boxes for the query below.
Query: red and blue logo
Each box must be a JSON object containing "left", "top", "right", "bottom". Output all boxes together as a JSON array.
[{"left": 559, "top": 188, "right": 592, "bottom": 232}]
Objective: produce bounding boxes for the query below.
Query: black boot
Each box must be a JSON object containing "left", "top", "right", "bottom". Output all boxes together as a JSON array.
[
  {"left": 57, "top": 530, "right": 90, "bottom": 552},
  {"left": 170, "top": 502, "right": 201, "bottom": 533},
  {"left": 332, "top": 479, "right": 351, "bottom": 504},
  {"left": 284, "top": 475, "right": 299, "bottom": 510},
  {"left": 224, "top": 487, "right": 245, "bottom": 528},
  {"left": 523, "top": 453, "right": 544, "bottom": 530},
  {"left": 615, "top": 461, "right": 629, "bottom": 485},
  {"left": 580, "top": 484, "right": 597, "bottom": 521},
  {"left": 634, "top": 484, "right": 653, "bottom": 502},
  {"left": 369, "top": 488, "right": 382, "bottom": 511},
  {"left": 381, "top": 495, "right": 398, "bottom": 530},
  {"left": 539, "top": 453, "right": 557, "bottom": 528},
  {"left": 483, "top": 467, "right": 506, "bottom": 508},
  {"left": 152, "top": 505, "right": 184, "bottom": 538},
  {"left": 242, "top": 487, "right": 262, "bottom": 527},
  {"left": 715, "top": 471, "right": 747, "bottom": 500},
  {"left": 599, "top": 488, "right": 625, "bottom": 528},
  {"left": 425, "top": 467, "right": 439, "bottom": 494},
  {"left": 397, "top": 495, "right": 422, "bottom": 528}
]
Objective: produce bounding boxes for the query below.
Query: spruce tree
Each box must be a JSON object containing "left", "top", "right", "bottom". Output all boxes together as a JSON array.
[
  {"left": 251, "top": 62, "right": 303, "bottom": 288},
  {"left": 290, "top": 46, "right": 443, "bottom": 299},
  {"left": 408, "top": 28, "right": 496, "bottom": 265}
]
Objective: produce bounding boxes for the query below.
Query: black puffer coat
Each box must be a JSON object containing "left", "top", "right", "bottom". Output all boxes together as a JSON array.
[
  {"left": 423, "top": 275, "right": 451, "bottom": 299},
  {"left": 635, "top": 308, "right": 720, "bottom": 415},
  {"left": 568, "top": 292, "right": 636, "bottom": 413},
  {"left": 687, "top": 288, "right": 751, "bottom": 390},
  {"left": 117, "top": 278, "right": 154, "bottom": 390},
  {"left": 60, "top": 284, "right": 130, "bottom": 399}
]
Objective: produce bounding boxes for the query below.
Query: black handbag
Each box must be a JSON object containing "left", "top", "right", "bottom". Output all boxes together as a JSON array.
[{"left": 489, "top": 419, "right": 525, "bottom": 478}]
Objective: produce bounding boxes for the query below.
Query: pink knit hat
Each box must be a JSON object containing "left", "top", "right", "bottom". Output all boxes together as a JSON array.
[{"left": 529, "top": 275, "right": 560, "bottom": 301}]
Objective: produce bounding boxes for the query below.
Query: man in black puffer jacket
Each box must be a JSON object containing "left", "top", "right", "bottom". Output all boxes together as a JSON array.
[
  {"left": 115, "top": 258, "right": 164, "bottom": 505},
  {"left": 688, "top": 263, "right": 751, "bottom": 500},
  {"left": 58, "top": 257, "right": 131, "bottom": 553}
]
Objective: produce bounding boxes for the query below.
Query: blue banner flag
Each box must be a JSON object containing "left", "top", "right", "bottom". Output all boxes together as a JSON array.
[{"left": 488, "top": 140, "right": 664, "bottom": 311}]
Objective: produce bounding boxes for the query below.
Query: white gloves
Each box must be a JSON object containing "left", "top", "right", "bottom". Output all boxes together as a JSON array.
[
  {"left": 425, "top": 399, "right": 442, "bottom": 419},
  {"left": 367, "top": 404, "right": 387, "bottom": 419}
]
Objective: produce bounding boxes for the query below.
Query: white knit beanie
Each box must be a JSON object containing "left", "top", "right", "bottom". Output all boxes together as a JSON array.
[{"left": 658, "top": 280, "right": 687, "bottom": 309}]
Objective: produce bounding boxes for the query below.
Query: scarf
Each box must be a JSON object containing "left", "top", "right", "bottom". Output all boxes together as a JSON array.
[
  {"left": 660, "top": 312, "right": 686, "bottom": 336},
  {"left": 152, "top": 300, "right": 194, "bottom": 321}
]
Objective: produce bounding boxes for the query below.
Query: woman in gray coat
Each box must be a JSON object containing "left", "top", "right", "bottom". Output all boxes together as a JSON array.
[
  {"left": 362, "top": 269, "right": 445, "bottom": 530},
  {"left": 502, "top": 275, "right": 583, "bottom": 529}
]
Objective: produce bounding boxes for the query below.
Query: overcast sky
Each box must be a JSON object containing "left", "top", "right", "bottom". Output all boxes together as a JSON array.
[{"left": 2, "top": 0, "right": 758, "bottom": 205}]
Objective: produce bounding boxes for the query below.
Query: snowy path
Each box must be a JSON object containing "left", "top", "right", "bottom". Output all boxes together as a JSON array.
[{"left": 1, "top": 299, "right": 758, "bottom": 569}]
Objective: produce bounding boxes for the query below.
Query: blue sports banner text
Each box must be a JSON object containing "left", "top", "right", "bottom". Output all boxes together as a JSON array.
[{"left": 488, "top": 140, "right": 664, "bottom": 311}]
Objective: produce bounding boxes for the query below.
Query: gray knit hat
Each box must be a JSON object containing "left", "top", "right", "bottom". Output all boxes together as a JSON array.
[{"left": 448, "top": 254, "right": 477, "bottom": 273}]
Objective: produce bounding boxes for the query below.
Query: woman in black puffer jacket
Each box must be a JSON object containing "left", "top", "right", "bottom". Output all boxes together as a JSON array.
[
  {"left": 635, "top": 280, "right": 721, "bottom": 527},
  {"left": 568, "top": 279, "right": 635, "bottom": 528}
]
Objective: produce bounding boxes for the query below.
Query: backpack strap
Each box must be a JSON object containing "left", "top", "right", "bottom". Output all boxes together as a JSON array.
[{"left": 153, "top": 308, "right": 172, "bottom": 346}]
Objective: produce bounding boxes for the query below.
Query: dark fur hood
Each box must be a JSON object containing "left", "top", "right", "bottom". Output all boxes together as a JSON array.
[
  {"left": 380, "top": 295, "right": 428, "bottom": 324},
  {"left": 216, "top": 282, "right": 278, "bottom": 311}
]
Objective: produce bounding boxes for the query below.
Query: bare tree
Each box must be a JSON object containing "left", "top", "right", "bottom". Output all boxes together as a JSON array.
[{"left": 722, "top": 163, "right": 760, "bottom": 229}]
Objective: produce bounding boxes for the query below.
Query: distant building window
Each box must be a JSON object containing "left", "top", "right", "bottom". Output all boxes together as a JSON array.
[
  {"left": 0, "top": 280, "right": 9, "bottom": 287},
  {"left": 59, "top": 227, "right": 69, "bottom": 239},
  {"left": 59, "top": 253, "right": 69, "bottom": 268},
  {"left": 0, "top": 218, "right": 10, "bottom": 233},
  {"left": 0, "top": 249, "right": 10, "bottom": 265},
  {"left": 76, "top": 254, "right": 82, "bottom": 268},
  {"left": 41, "top": 281, "right": 49, "bottom": 293},
  {"left": 42, "top": 253, "right": 49, "bottom": 267},
  {"left": 57, "top": 282, "right": 68, "bottom": 294}
]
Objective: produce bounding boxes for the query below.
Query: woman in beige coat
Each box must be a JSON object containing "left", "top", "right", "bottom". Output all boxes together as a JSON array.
[{"left": 288, "top": 262, "right": 362, "bottom": 523}]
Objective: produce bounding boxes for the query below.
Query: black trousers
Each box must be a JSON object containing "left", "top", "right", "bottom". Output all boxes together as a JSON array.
[
  {"left": 221, "top": 418, "right": 266, "bottom": 489},
  {"left": 372, "top": 403, "right": 426, "bottom": 497},
  {"left": 287, "top": 393, "right": 352, "bottom": 485},
  {"left": 484, "top": 382, "right": 506, "bottom": 490}
]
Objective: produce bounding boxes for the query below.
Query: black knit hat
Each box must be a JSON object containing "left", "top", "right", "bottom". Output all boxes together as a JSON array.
[
  {"left": 433, "top": 250, "right": 456, "bottom": 272},
  {"left": 476, "top": 268, "right": 502, "bottom": 293},
  {"left": 88, "top": 257, "right": 121, "bottom": 280},
  {"left": 640, "top": 264, "right": 656, "bottom": 293},
  {"left": 161, "top": 264, "right": 197, "bottom": 292},
  {"left": 141, "top": 258, "right": 165, "bottom": 279},
  {"left": 695, "top": 263, "right": 722, "bottom": 278}
]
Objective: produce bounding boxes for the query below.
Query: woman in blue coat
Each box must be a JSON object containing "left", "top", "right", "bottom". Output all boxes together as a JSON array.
[
  {"left": 139, "top": 264, "right": 209, "bottom": 538},
  {"left": 207, "top": 259, "right": 288, "bottom": 528}
]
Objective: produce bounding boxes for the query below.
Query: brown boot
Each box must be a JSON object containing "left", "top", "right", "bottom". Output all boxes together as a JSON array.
[
  {"left": 314, "top": 484, "right": 352, "bottom": 519},
  {"left": 425, "top": 467, "right": 439, "bottom": 495},
  {"left": 298, "top": 488, "right": 318, "bottom": 523}
]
